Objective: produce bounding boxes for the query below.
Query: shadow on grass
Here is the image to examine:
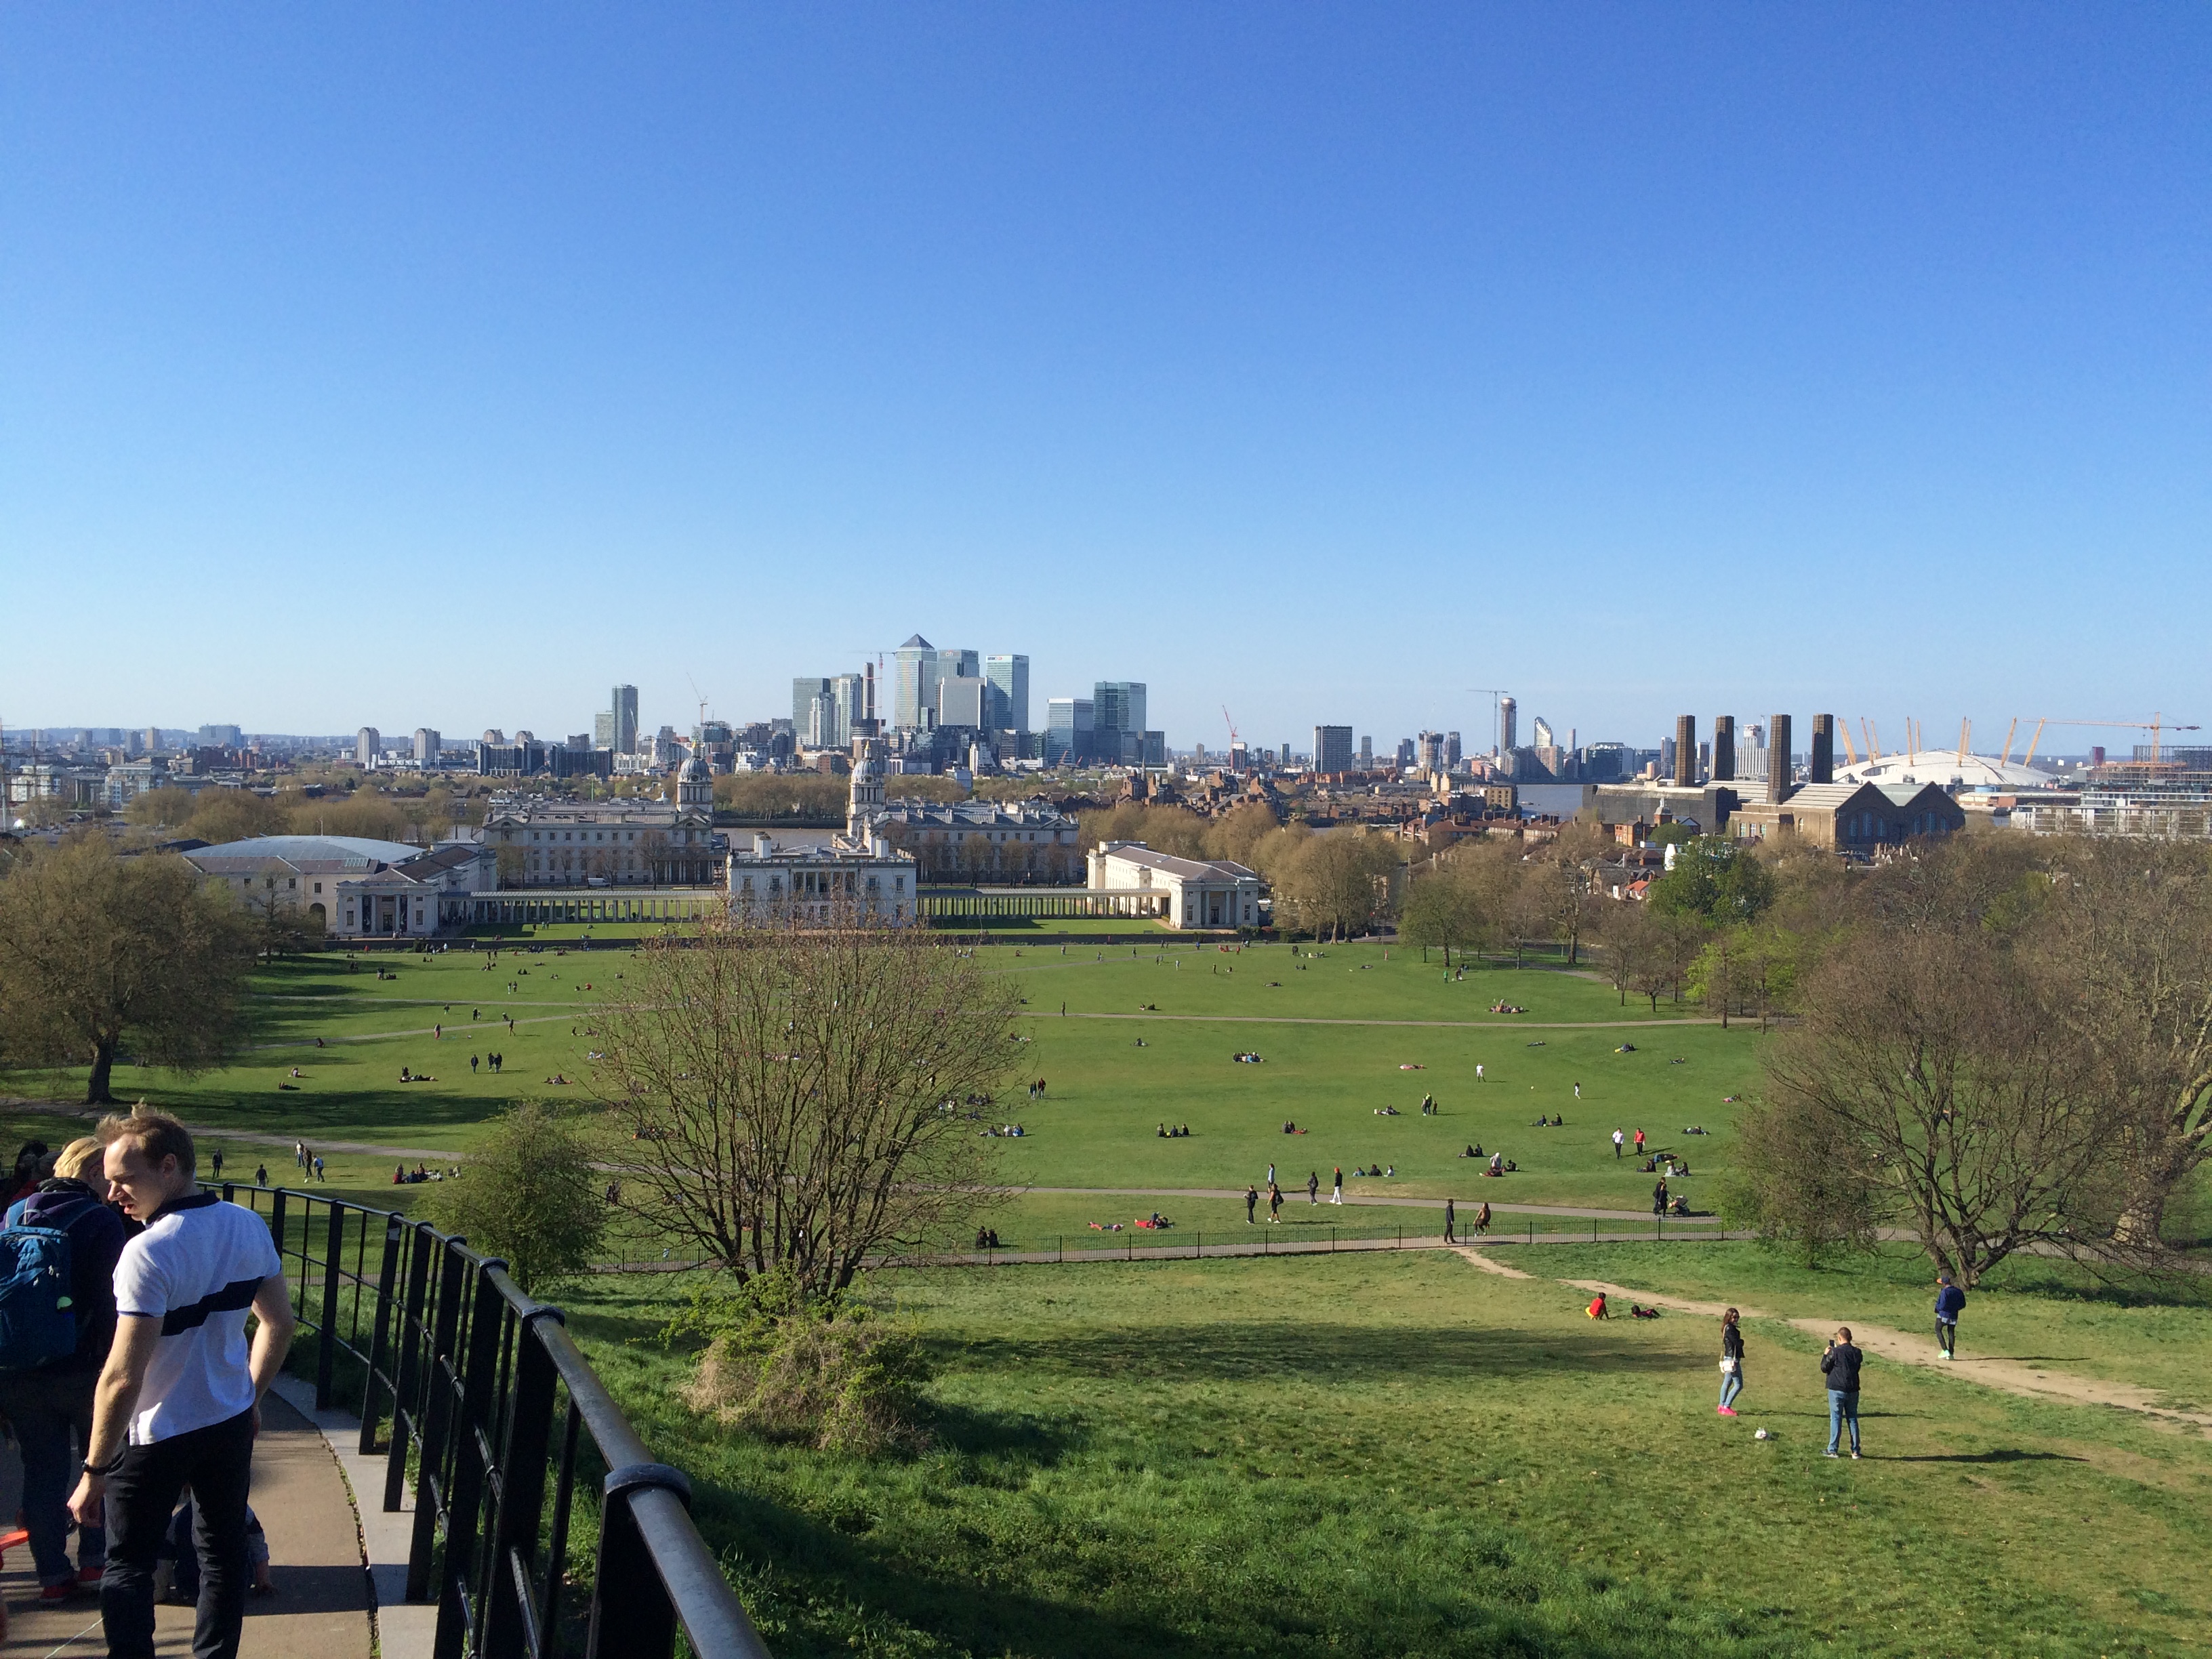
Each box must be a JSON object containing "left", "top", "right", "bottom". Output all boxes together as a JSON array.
[
  {"left": 950, "top": 1320, "right": 1702, "bottom": 1382},
  {"left": 1879, "top": 1449, "right": 2088, "bottom": 1465}
]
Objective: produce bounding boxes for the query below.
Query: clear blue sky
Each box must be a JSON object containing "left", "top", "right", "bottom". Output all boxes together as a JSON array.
[{"left": 4, "top": 5, "right": 2207, "bottom": 755}]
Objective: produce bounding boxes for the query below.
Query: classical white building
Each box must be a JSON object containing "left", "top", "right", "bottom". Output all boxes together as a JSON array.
[
  {"left": 478, "top": 752, "right": 718, "bottom": 886},
  {"left": 1086, "top": 841, "right": 1262, "bottom": 930},
  {"left": 720, "top": 750, "right": 918, "bottom": 924},
  {"left": 180, "top": 834, "right": 497, "bottom": 939}
]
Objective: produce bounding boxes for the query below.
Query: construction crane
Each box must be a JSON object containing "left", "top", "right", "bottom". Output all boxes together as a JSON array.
[
  {"left": 1465, "top": 689, "right": 1510, "bottom": 755},
  {"left": 1838, "top": 720, "right": 1860, "bottom": 767},
  {"left": 2022, "top": 714, "right": 2200, "bottom": 764}
]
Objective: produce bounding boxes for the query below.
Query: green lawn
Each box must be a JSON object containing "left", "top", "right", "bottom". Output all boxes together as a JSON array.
[
  {"left": 560, "top": 1247, "right": 2212, "bottom": 1659},
  {"left": 10, "top": 940, "right": 1763, "bottom": 1212}
]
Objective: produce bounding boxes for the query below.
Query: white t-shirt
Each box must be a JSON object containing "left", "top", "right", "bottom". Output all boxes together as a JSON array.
[{"left": 112, "top": 1191, "right": 283, "bottom": 1443}]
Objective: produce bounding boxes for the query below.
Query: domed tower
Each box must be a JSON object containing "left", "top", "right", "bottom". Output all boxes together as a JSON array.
[
  {"left": 846, "top": 741, "right": 886, "bottom": 840},
  {"left": 676, "top": 745, "right": 714, "bottom": 810}
]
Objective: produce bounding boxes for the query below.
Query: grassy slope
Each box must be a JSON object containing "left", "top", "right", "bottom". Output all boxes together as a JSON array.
[
  {"left": 12, "top": 940, "right": 1765, "bottom": 1212},
  {"left": 568, "top": 1250, "right": 2212, "bottom": 1659}
]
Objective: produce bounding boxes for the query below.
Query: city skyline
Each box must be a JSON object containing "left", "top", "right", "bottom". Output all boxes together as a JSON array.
[{"left": 5, "top": 9, "right": 2207, "bottom": 742}]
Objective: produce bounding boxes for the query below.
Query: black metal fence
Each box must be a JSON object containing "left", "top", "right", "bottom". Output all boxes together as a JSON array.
[{"left": 215, "top": 1180, "right": 771, "bottom": 1659}]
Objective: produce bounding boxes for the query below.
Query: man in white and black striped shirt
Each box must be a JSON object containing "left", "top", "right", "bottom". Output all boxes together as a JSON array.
[{"left": 67, "top": 1109, "right": 295, "bottom": 1659}]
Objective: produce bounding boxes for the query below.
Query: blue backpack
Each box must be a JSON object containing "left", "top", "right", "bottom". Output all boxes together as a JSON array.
[{"left": 0, "top": 1204, "right": 92, "bottom": 1370}]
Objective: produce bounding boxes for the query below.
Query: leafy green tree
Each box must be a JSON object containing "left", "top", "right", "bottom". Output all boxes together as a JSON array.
[
  {"left": 1647, "top": 836, "right": 1774, "bottom": 922},
  {"left": 0, "top": 837, "right": 258, "bottom": 1103},
  {"left": 424, "top": 1101, "right": 607, "bottom": 1293}
]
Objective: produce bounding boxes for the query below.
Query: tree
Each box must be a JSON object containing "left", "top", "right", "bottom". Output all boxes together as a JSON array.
[
  {"left": 424, "top": 1101, "right": 607, "bottom": 1292},
  {"left": 186, "top": 790, "right": 289, "bottom": 847},
  {"left": 1759, "top": 929, "right": 2125, "bottom": 1285},
  {"left": 1271, "top": 830, "right": 1400, "bottom": 941},
  {"left": 1397, "top": 857, "right": 1492, "bottom": 968},
  {"left": 1596, "top": 901, "right": 1658, "bottom": 1007},
  {"left": 591, "top": 914, "right": 1019, "bottom": 1296},
  {"left": 1203, "top": 802, "right": 1281, "bottom": 868},
  {"left": 0, "top": 838, "right": 259, "bottom": 1103},
  {"left": 124, "top": 787, "right": 200, "bottom": 830},
  {"left": 2030, "top": 838, "right": 2212, "bottom": 1248},
  {"left": 1647, "top": 836, "right": 1773, "bottom": 922}
]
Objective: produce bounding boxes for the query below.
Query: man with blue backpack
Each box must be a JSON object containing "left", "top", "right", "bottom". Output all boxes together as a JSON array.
[{"left": 0, "top": 1135, "right": 131, "bottom": 1604}]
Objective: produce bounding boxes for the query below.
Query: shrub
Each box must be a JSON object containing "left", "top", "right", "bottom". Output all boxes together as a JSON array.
[
  {"left": 424, "top": 1101, "right": 607, "bottom": 1293},
  {"left": 672, "top": 1269, "right": 933, "bottom": 1456}
]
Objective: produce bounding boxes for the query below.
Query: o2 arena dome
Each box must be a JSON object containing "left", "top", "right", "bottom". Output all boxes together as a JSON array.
[{"left": 1833, "top": 752, "right": 2056, "bottom": 791}]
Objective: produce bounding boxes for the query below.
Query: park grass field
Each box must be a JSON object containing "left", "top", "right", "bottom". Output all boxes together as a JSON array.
[
  {"left": 561, "top": 1246, "right": 2212, "bottom": 1659},
  {"left": 12, "top": 936, "right": 2212, "bottom": 1654},
  {"left": 6, "top": 939, "right": 1762, "bottom": 1215}
]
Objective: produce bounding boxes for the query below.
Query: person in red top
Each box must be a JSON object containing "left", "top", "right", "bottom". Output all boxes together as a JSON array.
[
  {"left": 1633, "top": 1129, "right": 1645, "bottom": 1155},
  {"left": 1586, "top": 1291, "right": 1610, "bottom": 1319}
]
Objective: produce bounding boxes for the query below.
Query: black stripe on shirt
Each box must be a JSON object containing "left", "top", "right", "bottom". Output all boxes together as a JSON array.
[{"left": 159, "top": 1275, "right": 266, "bottom": 1336}]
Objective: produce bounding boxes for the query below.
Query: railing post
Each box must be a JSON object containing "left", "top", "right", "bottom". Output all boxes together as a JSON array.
[
  {"left": 407, "top": 1236, "right": 470, "bottom": 1601},
  {"left": 434, "top": 1256, "right": 512, "bottom": 1659},
  {"left": 586, "top": 1463, "right": 692, "bottom": 1659},
  {"left": 268, "top": 1188, "right": 289, "bottom": 1276},
  {"left": 386, "top": 1223, "right": 436, "bottom": 1513},
  {"left": 317, "top": 1201, "right": 346, "bottom": 1410},
  {"left": 361, "top": 1214, "right": 406, "bottom": 1456},
  {"left": 482, "top": 1305, "right": 565, "bottom": 1659}
]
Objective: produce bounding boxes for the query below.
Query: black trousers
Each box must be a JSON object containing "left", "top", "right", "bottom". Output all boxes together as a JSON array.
[{"left": 102, "top": 1406, "right": 256, "bottom": 1659}]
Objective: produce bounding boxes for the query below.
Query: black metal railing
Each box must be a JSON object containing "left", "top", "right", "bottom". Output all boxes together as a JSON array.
[{"left": 213, "top": 1179, "right": 771, "bottom": 1659}]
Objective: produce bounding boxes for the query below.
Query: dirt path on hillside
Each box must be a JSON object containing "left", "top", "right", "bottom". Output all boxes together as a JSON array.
[
  {"left": 1538, "top": 1274, "right": 2212, "bottom": 1437},
  {"left": 1783, "top": 1318, "right": 2212, "bottom": 1435},
  {"left": 1015, "top": 1011, "right": 1720, "bottom": 1029}
]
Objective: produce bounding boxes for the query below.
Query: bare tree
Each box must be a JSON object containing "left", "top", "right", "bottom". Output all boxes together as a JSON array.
[
  {"left": 1596, "top": 900, "right": 1656, "bottom": 1007},
  {"left": 591, "top": 914, "right": 1021, "bottom": 1294},
  {"left": 0, "top": 837, "right": 258, "bottom": 1103},
  {"left": 2031, "top": 838, "right": 2212, "bottom": 1248},
  {"left": 1760, "top": 930, "right": 2125, "bottom": 1284}
]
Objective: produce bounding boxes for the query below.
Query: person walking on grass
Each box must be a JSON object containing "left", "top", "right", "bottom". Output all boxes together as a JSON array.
[
  {"left": 1306, "top": 1170, "right": 1319, "bottom": 1204},
  {"left": 1612, "top": 1128, "right": 1624, "bottom": 1159},
  {"left": 1474, "top": 1200, "right": 1490, "bottom": 1237},
  {"left": 1717, "top": 1308, "right": 1745, "bottom": 1416},
  {"left": 1652, "top": 1176, "right": 1668, "bottom": 1218},
  {"left": 1443, "top": 1198, "right": 1456, "bottom": 1245},
  {"left": 1268, "top": 1183, "right": 1283, "bottom": 1223},
  {"left": 69, "top": 1109, "right": 296, "bottom": 1659},
  {"left": 1935, "top": 1271, "right": 1966, "bottom": 1360},
  {"left": 1330, "top": 1166, "right": 1343, "bottom": 1204},
  {"left": 1245, "top": 1185, "right": 1258, "bottom": 1224},
  {"left": 1822, "top": 1326, "right": 1864, "bottom": 1458}
]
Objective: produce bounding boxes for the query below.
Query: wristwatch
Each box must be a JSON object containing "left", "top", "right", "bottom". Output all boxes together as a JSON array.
[{"left": 81, "top": 1457, "right": 121, "bottom": 1477}]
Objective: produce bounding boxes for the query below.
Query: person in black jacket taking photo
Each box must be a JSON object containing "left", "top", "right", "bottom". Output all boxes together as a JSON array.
[{"left": 1822, "top": 1327, "right": 1864, "bottom": 1458}]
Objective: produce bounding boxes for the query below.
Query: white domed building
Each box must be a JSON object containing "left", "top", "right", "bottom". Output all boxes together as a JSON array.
[{"left": 1833, "top": 752, "right": 2057, "bottom": 792}]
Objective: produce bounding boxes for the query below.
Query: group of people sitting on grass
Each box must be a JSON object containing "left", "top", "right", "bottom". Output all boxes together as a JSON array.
[
  {"left": 1232, "top": 1051, "right": 1263, "bottom": 1063},
  {"left": 973, "top": 1227, "right": 1005, "bottom": 1250},
  {"left": 1279, "top": 1120, "right": 1308, "bottom": 1134},
  {"left": 398, "top": 1065, "right": 435, "bottom": 1083},
  {"left": 1155, "top": 1123, "right": 1192, "bottom": 1137},
  {"left": 982, "top": 1124, "right": 1026, "bottom": 1138},
  {"left": 1350, "top": 1164, "right": 1395, "bottom": 1178},
  {"left": 1530, "top": 1113, "right": 1566, "bottom": 1126},
  {"left": 1489, "top": 1001, "right": 1528, "bottom": 1014},
  {"left": 1374, "top": 1104, "right": 1401, "bottom": 1116},
  {"left": 391, "top": 1163, "right": 452, "bottom": 1185}
]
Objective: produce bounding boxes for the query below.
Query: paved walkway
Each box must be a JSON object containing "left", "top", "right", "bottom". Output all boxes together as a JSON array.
[{"left": 0, "top": 1391, "right": 371, "bottom": 1657}]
